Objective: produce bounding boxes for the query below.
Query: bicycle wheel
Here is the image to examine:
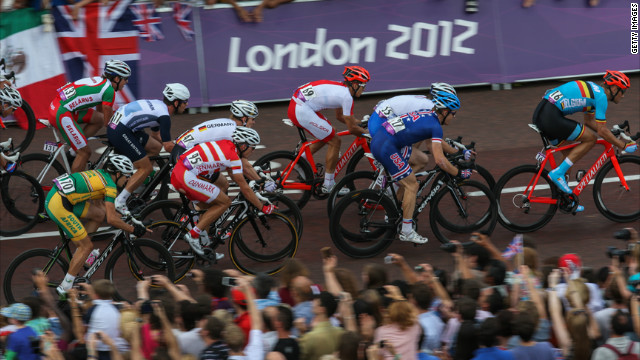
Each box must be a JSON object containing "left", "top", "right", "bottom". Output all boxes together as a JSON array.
[
  {"left": 428, "top": 180, "right": 497, "bottom": 244},
  {"left": 254, "top": 151, "right": 314, "bottom": 209},
  {"left": 263, "top": 193, "right": 304, "bottom": 238},
  {"left": 229, "top": 212, "right": 298, "bottom": 275},
  {"left": 494, "top": 165, "right": 559, "bottom": 233},
  {"left": 0, "top": 170, "right": 44, "bottom": 235},
  {"left": 11, "top": 100, "right": 37, "bottom": 154},
  {"left": 3, "top": 248, "right": 69, "bottom": 303},
  {"left": 593, "top": 155, "right": 640, "bottom": 222},
  {"left": 104, "top": 238, "right": 176, "bottom": 302},
  {"left": 329, "top": 189, "right": 398, "bottom": 258},
  {"left": 327, "top": 170, "right": 376, "bottom": 217},
  {"left": 473, "top": 164, "right": 496, "bottom": 192},
  {"left": 144, "top": 220, "right": 195, "bottom": 282},
  {"left": 345, "top": 148, "right": 377, "bottom": 174},
  {"left": 20, "top": 152, "right": 66, "bottom": 193},
  {"left": 138, "top": 199, "right": 183, "bottom": 223}
]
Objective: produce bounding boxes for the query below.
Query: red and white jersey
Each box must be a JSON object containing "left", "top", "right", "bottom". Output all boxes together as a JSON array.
[
  {"left": 291, "top": 80, "right": 354, "bottom": 116},
  {"left": 175, "top": 118, "right": 237, "bottom": 149},
  {"left": 177, "top": 140, "right": 242, "bottom": 177},
  {"left": 374, "top": 95, "right": 434, "bottom": 119}
]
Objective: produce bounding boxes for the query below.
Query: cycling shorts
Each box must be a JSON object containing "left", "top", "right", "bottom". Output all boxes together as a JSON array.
[
  {"left": 287, "top": 99, "right": 336, "bottom": 143},
  {"left": 170, "top": 162, "right": 221, "bottom": 204},
  {"left": 107, "top": 123, "right": 149, "bottom": 162},
  {"left": 48, "top": 101, "right": 94, "bottom": 151},
  {"left": 532, "top": 99, "right": 585, "bottom": 146},
  {"left": 370, "top": 133, "right": 413, "bottom": 182},
  {"left": 367, "top": 111, "right": 384, "bottom": 138},
  {"left": 45, "top": 189, "right": 90, "bottom": 242}
]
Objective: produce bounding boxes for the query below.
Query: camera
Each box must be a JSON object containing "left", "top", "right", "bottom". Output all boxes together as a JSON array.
[
  {"left": 140, "top": 300, "right": 154, "bottom": 314},
  {"left": 614, "top": 229, "right": 632, "bottom": 241},
  {"left": 221, "top": 277, "right": 237, "bottom": 287},
  {"left": 384, "top": 255, "right": 393, "bottom": 264},
  {"left": 414, "top": 266, "right": 425, "bottom": 273},
  {"left": 606, "top": 246, "right": 631, "bottom": 262}
]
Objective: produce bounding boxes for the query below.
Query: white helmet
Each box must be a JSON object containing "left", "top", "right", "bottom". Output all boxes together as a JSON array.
[
  {"left": 105, "top": 154, "right": 135, "bottom": 175},
  {"left": 232, "top": 126, "right": 260, "bottom": 146},
  {"left": 163, "top": 83, "right": 190, "bottom": 102},
  {"left": 230, "top": 100, "right": 259, "bottom": 119},
  {"left": 0, "top": 87, "right": 22, "bottom": 109},
  {"left": 430, "top": 82, "right": 457, "bottom": 96},
  {"left": 104, "top": 60, "right": 131, "bottom": 78}
]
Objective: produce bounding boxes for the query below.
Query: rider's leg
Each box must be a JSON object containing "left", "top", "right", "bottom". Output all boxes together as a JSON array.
[
  {"left": 549, "top": 126, "right": 596, "bottom": 191},
  {"left": 72, "top": 146, "right": 91, "bottom": 173},
  {"left": 398, "top": 174, "right": 418, "bottom": 234},
  {"left": 214, "top": 174, "right": 230, "bottom": 194},
  {"left": 323, "top": 135, "right": 341, "bottom": 188},
  {"left": 115, "top": 156, "right": 152, "bottom": 208},
  {"left": 409, "top": 142, "right": 429, "bottom": 172},
  {"left": 190, "top": 193, "right": 231, "bottom": 236},
  {"left": 144, "top": 136, "right": 163, "bottom": 157},
  {"left": 80, "top": 200, "right": 106, "bottom": 234},
  {"left": 60, "top": 236, "right": 93, "bottom": 291},
  {"left": 83, "top": 110, "right": 104, "bottom": 138}
]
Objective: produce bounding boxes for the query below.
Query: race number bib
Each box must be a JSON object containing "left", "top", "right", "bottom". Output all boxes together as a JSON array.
[
  {"left": 53, "top": 174, "right": 76, "bottom": 194},
  {"left": 377, "top": 105, "right": 395, "bottom": 119},
  {"left": 382, "top": 116, "right": 405, "bottom": 135},
  {"left": 108, "top": 112, "right": 124, "bottom": 129},
  {"left": 299, "top": 84, "right": 317, "bottom": 101},
  {"left": 547, "top": 90, "right": 563, "bottom": 104},
  {"left": 186, "top": 152, "right": 204, "bottom": 168},
  {"left": 57, "top": 83, "right": 76, "bottom": 101}
]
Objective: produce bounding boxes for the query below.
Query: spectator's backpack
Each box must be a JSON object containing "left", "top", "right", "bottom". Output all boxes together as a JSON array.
[{"left": 602, "top": 342, "right": 639, "bottom": 360}]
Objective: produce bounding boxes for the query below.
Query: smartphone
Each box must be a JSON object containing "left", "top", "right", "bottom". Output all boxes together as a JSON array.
[
  {"left": 321, "top": 247, "right": 333, "bottom": 259},
  {"left": 384, "top": 255, "right": 393, "bottom": 264},
  {"left": 150, "top": 276, "right": 158, "bottom": 286},
  {"left": 221, "top": 277, "right": 237, "bottom": 287},
  {"left": 414, "top": 265, "right": 425, "bottom": 273}
]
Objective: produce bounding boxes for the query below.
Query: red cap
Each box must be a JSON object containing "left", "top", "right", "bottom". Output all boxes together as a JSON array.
[
  {"left": 231, "top": 289, "right": 247, "bottom": 306},
  {"left": 558, "top": 253, "right": 582, "bottom": 270}
]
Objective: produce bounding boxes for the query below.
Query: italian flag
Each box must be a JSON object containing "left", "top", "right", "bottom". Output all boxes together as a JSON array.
[{"left": 0, "top": 9, "right": 66, "bottom": 129}]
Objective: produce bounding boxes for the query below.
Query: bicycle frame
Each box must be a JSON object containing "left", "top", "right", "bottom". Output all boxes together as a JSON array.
[{"left": 525, "top": 138, "right": 627, "bottom": 205}]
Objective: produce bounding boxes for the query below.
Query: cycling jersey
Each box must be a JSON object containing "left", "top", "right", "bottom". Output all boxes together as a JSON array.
[
  {"left": 44, "top": 170, "right": 117, "bottom": 241},
  {"left": 370, "top": 111, "right": 443, "bottom": 181},
  {"left": 369, "top": 95, "right": 434, "bottom": 137},
  {"left": 175, "top": 118, "right": 237, "bottom": 149},
  {"left": 287, "top": 80, "right": 354, "bottom": 142},
  {"left": 543, "top": 80, "right": 608, "bottom": 122},
  {"left": 106, "top": 99, "right": 171, "bottom": 161},
  {"left": 170, "top": 140, "right": 242, "bottom": 203}
]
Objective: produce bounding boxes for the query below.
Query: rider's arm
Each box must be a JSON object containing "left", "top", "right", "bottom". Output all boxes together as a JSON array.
[
  {"left": 241, "top": 158, "right": 261, "bottom": 181},
  {"left": 105, "top": 201, "right": 135, "bottom": 233},
  {"left": 584, "top": 114, "right": 627, "bottom": 150},
  {"left": 100, "top": 104, "right": 114, "bottom": 128},
  {"left": 155, "top": 116, "right": 175, "bottom": 153},
  {"left": 336, "top": 110, "right": 367, "bottom": 137},
  {"left": 229, "top": 171, "right": 264, "bottom": 210},
  {"left": 440, "top": 139, "right": 459, "bottom": 155},
  {"left": 432, "top": 141, "right": 458, "bottom": 176}
]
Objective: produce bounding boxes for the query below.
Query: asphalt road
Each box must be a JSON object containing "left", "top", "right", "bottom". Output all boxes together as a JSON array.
[{"left": 1, "top": 74, "right": 638, "bottom": 305}]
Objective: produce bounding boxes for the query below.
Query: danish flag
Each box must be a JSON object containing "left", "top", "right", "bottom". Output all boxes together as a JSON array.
[
  {"left": 172, "top": 2, "right": 195, "bottom": 41},
  {"left": 52, "top": 0, "right": 139, "bottom": 106},
  {"left": 130, "top": 3, "right": 164, "bottom": 42}
]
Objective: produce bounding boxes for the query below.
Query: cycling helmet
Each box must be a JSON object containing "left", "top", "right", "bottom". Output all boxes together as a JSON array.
[
  {"left": 230, "top": 100, "right": 259, "bottom": 119},
  {"left": 104, "top": 154, "right": 135, "bottom": 175},
  {"left": 430, "top": 82, "right": 457, "bottom": 96},
  {"left": 163, "top": 83, "right": 190, "bottom": 102},
  {"left": 103, "top": 60, "right": 131, "bottom": 78},
  {"left": 232, "top": 126, "right": 260, "bottom": 146},
  {"left": 432, "top": 91, "right": 461, "bottom": 110},
  {"left": 603, "top": 70, "right": 630, "bottom": 90},
  {"left": 343, "top": 66, "right": 370, "bottom": 83},
  {"left": 0, "top": 87, "right": 22, "bottom": 109}
]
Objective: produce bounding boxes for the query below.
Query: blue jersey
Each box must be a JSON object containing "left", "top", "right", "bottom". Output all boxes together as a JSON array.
[
  {"left": 108, "top": 99, "right": 172, "bottom": 141},
  {"left": 543, "top": 80, "right": 608, "bottom": 122},
  {"left": 378, "top": 110, "right": 443, "bottom": 147}
]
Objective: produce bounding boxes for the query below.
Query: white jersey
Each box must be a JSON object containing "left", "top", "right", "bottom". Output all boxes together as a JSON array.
[
  {"left": 291, "top": 80, "right": 354, "bottom": 116},
  {"left": 108, "top": 99, "right": 172, "bottom": 141},
  {"left": 374, "top": 95, "right": 434, "bottom": 119},
  {"left": 175, "top": 118, "right": 237, "bottom": 149}
]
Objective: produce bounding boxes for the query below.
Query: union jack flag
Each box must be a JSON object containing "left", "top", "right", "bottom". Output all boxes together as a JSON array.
[
  {"left": 130, "top": 3, "right": 164, "bottom": 42},
  {"left": 51, "top": 0, "right": 139, "bottom": 106},
  {"left": 172, "top": 2, "right": 194, "bottom": 41},
  {"left": 501, "top": 234, "right": 523, "bottom": 260}
]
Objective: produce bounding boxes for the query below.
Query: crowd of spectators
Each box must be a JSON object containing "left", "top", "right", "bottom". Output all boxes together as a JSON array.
[{"left": 1, "top": 228, "right": 639, "bottom": 360}]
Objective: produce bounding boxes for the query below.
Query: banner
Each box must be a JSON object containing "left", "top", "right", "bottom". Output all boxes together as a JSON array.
[{"left": 0, "top": 9, "right": 66, "bottom": 126}]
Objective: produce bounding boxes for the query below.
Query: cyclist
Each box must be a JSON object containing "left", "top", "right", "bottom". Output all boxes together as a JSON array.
[
  {"left": 369, "top": 91, "right": 469, "bottom": 244},
  {"left": 48, "top": 59, "right": 131, "bottom": 173},
  {"left": 43, "top": 155, "right": 147, "bottom": 297},
  {"left": 534, "top": 70, "right": 636, "bottom": 207},
  {"left": 170, "top": 127, "right": 276, "bottom": 259},
  {"left": 107, "top": 83, "right": 190, "bottom": 214},
  {"left": 0, "top": 86, "right": 22, "bottom": 172},
  {"left": 288, "top": 65, "right": 370, "bottom": 194},
  {"left": 172, "top": 100, "right": 273, "bottom": 192}
]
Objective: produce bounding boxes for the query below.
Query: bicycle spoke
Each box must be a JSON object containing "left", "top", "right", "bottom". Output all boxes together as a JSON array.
[{"left": 594, "top": 156, "right": 640, "bottom": 221}]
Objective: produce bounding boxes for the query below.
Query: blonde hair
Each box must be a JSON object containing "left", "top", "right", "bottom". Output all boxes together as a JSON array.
[
  {"left": 223, "top": 324, "right": 245, "bottom": 352},
  {"left": 567, "top": 279, "right": 590, "bottom": 309},
  {"left": 212, "top": 309, "right": 233, "bottom": 325},
  {"left": 387, "top": 300, "right": 416, "bottom": 331},
  {"left": 566, "top": 309, "right": 592, "bottom": 360}
]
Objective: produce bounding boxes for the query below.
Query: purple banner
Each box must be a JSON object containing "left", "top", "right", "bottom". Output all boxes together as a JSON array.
[{"left": 140, "top": 0, "right": 637, "bottom": 107}]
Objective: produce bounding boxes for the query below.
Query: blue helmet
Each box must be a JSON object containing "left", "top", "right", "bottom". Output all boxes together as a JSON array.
[{"left": 432, "top": 91, "right": 460, "bottom": 110}]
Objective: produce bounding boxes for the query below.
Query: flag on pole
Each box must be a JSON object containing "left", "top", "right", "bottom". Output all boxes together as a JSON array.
[
  {"left": 501, "top": 234, "right": 523, "bottom": 260},
  {"left": 0, "top": 9, "right": 66, "bottom": 128},
  {"left": 172, "top": 2, "right": 194, "bottom": 41},
  {"left": 130, "top": 3, "right": 164, "bottom": 42}
]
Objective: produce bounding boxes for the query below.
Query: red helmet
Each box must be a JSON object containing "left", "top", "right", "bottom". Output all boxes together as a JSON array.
[
  {"left": 343, "top": 66, "right": 370, "bottom": 83},
  {"left": 603, "top": 70, "right": 630, "bottom": 89}
]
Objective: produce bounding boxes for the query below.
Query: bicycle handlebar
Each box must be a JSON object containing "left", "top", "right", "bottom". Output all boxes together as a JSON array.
[{"left": 612, "top": 120, "right": 638, "bottom": 143}]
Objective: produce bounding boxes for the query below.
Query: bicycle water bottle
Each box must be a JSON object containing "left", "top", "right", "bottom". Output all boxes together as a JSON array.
[
  {"left": 83, "top": 249, "right": 99, "bottom": 270},
  {"left": 143, "top": 170, "right": 157, "bottom": 186}
]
